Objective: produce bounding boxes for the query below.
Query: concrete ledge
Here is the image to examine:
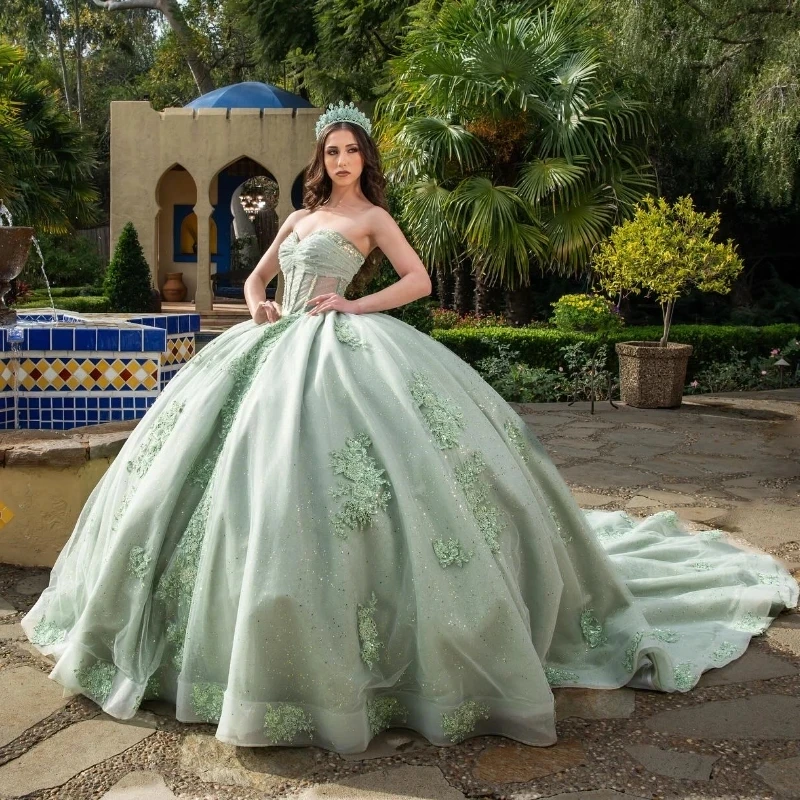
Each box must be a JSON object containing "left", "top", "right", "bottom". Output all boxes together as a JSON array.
[{"left": 0, "top": 422, "right": 137, "bottom": 567}]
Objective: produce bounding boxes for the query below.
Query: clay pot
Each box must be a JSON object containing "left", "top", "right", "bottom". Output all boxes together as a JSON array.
[
  {"left": 615, "top": 341, "right": 693, "bottom": 408},
  {"left": 162, "top": 272, "right": 187, "bottom": 302}
]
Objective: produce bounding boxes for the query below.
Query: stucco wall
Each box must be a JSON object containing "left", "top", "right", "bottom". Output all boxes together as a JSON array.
[{"left": 111, "top": 103, "right": 319, "bottom": 310}]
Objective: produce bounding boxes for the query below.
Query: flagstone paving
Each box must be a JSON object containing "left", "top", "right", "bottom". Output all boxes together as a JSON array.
[{"left": 0, "top": 388, "right": 798, "bottom": 799}]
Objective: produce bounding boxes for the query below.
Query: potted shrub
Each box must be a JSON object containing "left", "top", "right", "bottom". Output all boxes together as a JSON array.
[
  {"left": 593, "top": 195, "right": 743, "bottom": 408},
  {"left": 105, "top": 222, "right": 160, "bottom": 313}
]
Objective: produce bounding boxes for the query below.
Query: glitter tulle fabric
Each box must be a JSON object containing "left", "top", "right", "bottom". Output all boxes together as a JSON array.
[{"left": 22, "top": 229, "right": 799, "bottom": 752}]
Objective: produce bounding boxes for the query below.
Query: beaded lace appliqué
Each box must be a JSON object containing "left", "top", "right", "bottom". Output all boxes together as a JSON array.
[
  {"left": 735, "top": 612, "right": 766, "bottom": 633},
  {"left": 545, "top": 666, "right": 579, "bottom": 686},
  {"left": 75, "top": 660, "right": 117, "bottom": 704},
  {"left": 329, "top": 433, "right": 392, "bottom": 538},
  {"left": 31, "top": 618, "right": 66, "bottom": 646},
  {"left": 357, "top": 592, "right": 383, "bottom": 669},
  {"left": 334, "top": 317, "right": 367, "bottom": 350},
  {"left": 432, "top": 537, "right": 474, "bottom": 568},
  {"left": 367, "top": 697, "right": 408, "bottom": 736},
  {"left": 128, "top": 546, "right": 152, "bottom": 582},
  {"left": 673, "top": 662, "right": 696, "bottom": 691},
  {"left": 623, "top": 632, "right": 644, "bottom": 672},
  {"left": 263, "top": 704, "right": 316, "bottom": 743},
  {"left": 441, "top": 701, "right": 490, "bottom": 743},
  {"left": 503, "top": 419, "right": 529, "bottom": 462},
  {"left": 409, "top": 372, "right": 465, "bottom": 450},
  {"left": 579, "top": 609, "right": 608, "bottom": 649},
  {"left": 711, "top": 641, "right": 737, "bottom": 663},
  {"left": 126, "top": 400, "right": 185, "bottom": 477},
  {"left": 454, "top": 452, "right": 502, "bottom": 554},
  {"left": 192, "top": 683, "right": 224, "bottom": 723}
]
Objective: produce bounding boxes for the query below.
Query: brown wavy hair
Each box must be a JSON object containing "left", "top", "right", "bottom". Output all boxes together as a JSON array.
[{"left": 303, "top": 121, "right": 388, "bottom": 297}]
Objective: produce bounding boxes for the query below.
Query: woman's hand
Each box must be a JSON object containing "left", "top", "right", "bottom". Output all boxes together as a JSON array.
[
  {"left": 306, "top": 294, "right": 361, "bottom": 316},
  {"left": 253, "top": 300, "right": 282, "bottom": 325}
]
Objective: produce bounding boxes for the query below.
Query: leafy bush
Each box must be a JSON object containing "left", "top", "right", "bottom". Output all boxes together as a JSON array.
[
  {"left": 104, "top": 222, "right": 156, "bottom": 313},
  {"left": 432, "top": 323, "right": 800, "bottom": 376},
  {"left": 474, "top": 339, "right": 617, "bottom": 403},
  {"left": 21, "top": 232, "right": 104, "bottom": 288},
  {"left": 16, "top": 295, "right": 111, "bottom": 312},
  {"left": 550, "top": 293, "right": 623, "bottom": 333},
  {"left": 593, "top": 196, "right": 744, "bottom": 345},
  {"left": 431, "top": 308, "right": 510, "bottom": 329},
  {"left": 686, "top": 338, "right": 800, "bottom": 394}
]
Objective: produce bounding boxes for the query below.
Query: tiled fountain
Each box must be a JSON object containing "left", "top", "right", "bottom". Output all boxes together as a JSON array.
[
  {"left": 0, "top": 205, "right": 200, "bottom": 430},
  {"left": 1, "top": 309, "right": 200, "bottom": 429}
]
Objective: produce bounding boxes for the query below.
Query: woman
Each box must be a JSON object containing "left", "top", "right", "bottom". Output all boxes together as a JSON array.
[{"left": 22, "top": 102, "right": 798, "bottom": 753}]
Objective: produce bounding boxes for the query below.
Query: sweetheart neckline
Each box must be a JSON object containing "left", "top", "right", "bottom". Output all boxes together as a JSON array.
[{"left": 287, "top": 228, "right": 368, "bottom": 261}]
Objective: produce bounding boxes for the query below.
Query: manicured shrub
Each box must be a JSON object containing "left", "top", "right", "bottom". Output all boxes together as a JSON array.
[
  {"left": 550, "top": 293, "right": 623, "bottom": 333},
  {"left": 104, "top": 222, "right": 155, "bottom": 313},
  {"left": 16, "top": 295, "right": 111, "bottom": 312}
]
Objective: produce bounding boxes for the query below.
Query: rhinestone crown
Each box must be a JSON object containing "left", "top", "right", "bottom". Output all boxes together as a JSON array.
[{"left": 315, "top": 101, "right": 372, "bottom": 140}]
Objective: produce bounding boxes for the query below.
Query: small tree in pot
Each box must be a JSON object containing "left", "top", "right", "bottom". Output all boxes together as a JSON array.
[{"left": 593, "top": 195, "right": 743, "bottom": 408}]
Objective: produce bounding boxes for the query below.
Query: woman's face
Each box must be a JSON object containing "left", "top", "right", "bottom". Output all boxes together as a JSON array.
[{"left": 323, "top": 128, "right": 364, "bottom": 189}]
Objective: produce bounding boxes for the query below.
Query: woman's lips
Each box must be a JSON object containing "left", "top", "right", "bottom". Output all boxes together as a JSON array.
[{"left": 336, "top": 171, "right": 350, "bottom": 176}]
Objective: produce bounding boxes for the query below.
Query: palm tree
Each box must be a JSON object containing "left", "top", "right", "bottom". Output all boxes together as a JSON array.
[
  {"left": 375, "top": 0, "right": 654, "bottom": 324},
  {"left": 0, "top": 43, "right": 97, "bottom": 232}
]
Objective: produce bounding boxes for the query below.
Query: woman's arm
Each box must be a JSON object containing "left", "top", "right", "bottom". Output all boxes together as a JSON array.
[
  {"left": 347, "top": 208, "right": 433, "bottom": 314},
  {"left": 244, "top": 209, "right": 308, "bottom": 323}
]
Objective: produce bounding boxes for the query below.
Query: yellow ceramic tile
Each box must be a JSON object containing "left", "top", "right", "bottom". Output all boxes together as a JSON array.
[{"left": 0, "top": 501, "right": 15, "bottom": 530}]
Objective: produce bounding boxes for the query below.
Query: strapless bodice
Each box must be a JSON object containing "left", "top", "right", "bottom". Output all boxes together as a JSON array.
[{"left": 278, "top": 229, "right": 366, "bottom": 314}]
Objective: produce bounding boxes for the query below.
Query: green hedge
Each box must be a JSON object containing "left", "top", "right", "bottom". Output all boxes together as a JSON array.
[
  {"left": 431, "top": 324, "right": 800, "bottom": 376},
  {"left": 16, "top": 295, "right": 112, "bottom": 313}
]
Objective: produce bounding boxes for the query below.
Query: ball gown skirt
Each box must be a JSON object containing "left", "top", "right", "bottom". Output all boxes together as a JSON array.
[{"left": 21, "top": 229, "right": 799, "bottom": 753}]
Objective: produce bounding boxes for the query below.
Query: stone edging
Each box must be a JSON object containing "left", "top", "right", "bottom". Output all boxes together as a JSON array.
[{"left": 0, "top": 422, "right": 136, "bottom": 469}]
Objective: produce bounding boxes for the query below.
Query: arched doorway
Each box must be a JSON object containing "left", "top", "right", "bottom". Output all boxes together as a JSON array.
[
  {"left": 155, "top": 163, "right": 220, "bottom": 302},
  {"left": 209, "top": 157, "right": 279, "bottom": 302}
]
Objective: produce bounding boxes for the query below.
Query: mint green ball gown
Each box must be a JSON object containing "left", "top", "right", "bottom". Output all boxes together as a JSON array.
[{"left": 22, "top": 228, "right": 799, "bottom": 752}]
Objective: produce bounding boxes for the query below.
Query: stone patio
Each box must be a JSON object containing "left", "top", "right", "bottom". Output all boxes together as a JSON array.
[{"left": 0, "top": 389, "right": 798, "bottom": 800}]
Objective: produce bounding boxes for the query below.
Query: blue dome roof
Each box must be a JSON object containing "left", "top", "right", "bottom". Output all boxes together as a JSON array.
[{"left": 185, "top": 82, "right": 313, "bottom": 110}]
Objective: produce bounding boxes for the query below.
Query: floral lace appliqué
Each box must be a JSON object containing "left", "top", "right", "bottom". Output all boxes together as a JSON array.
[
  {"left": 691, "top": 561, "right": 713, "bottom": 571},
  {"left": 128, "top": 546, "right": 152, "bottom": 582},
  {"left": 31, "top": 618, "right": 67, "bottom": 647},
  {"left": 432, "top": 537, "right": 474, "bottom": 568},
  {"left": 757, "top": 571, "right": 781, "bottom": 586},
  {"left": 75, "top": 660, "right": 117, "bottom": 704},
  {"left": 580, "top": 609, "right": 608, "bottom": 649},
  {"left": 367, "top": 697, "right": 408, "bottom": 736},
  {"left": 736, "top": 612, "right": 766, "bottom": 634},
  {"left": 357, "top": 592, "right": 383, "bottom": 669},
  {"left": 711, "top": 641, "right": 737, "bottom": 663},
  {"left": 126, "top": 400, "right": 185, "bottom": 478},
  {"left": 192, "top": 683, "right": 224, "bottom": 723},
  {"left": 329, "top": 433, "right": 392, "bottom": 539},
  {"left": 263, "top": 703, "right": 315, "bottom": 743},
  {"left": 455, "top": 452, "right": 502, "bottom": 554},
  {"left": 409, "top": 372, "right": 465, "bottom": 450},
  {"left": 441, "top": 700, "right": 490, "bottom": 743},
  {"left": 673, "top": 662, "right": 696, "bottom": 691},
  {"left": 623, "top": 631, "right": 644, "bottom": 673},
  {"left": 649, "top": 628, "right": 680, "bottom": 643},
  {"left": 334, "top": 317, "right": 367, "bottom": 350},
  {"left": 545, "top": 666, "right": 579, "bottom": 686},
  {"left": 503, "top": 419, "right": 529, "bottom": 462}
]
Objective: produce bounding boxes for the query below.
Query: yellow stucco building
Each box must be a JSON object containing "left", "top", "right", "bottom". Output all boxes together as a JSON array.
[{"left": 110, "top": 83, "right": 319, "bottom": 311}]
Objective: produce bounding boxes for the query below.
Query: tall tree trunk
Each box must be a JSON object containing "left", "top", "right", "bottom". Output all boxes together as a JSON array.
[
  {"left": 434, "top": 264, "right": 452, "bottom": 309},
  {"left": 505, "top": 285, "right": 534, "bottom": 326},
  {"left": 453, "top": 258, "right": 472, "bottom": 315},
  {"left": 48, "top": 2, "right": 72, "bottom": 113},
  {"left": 74, "top": 0, "right": 84, "bottom": 125},
  {"left": 93, "top": 0, "right": 215, "bottom": 96},
  {"left": 474, "top": 267, "right": 491, "bottom": 317}
]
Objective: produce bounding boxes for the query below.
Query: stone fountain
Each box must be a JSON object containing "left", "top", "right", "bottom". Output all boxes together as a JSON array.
[{"left": 0, "top": 226, "right": 34, "bottom": 326}]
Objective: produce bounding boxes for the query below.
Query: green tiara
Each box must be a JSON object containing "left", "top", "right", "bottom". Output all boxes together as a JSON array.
[{"left": 315, "top": 101, "right": 372, "bottom": 140}]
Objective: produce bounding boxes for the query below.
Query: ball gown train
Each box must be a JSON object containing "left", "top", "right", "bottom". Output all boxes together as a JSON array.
[{"left": 22, "top": 227, "right": 799, "bottom": 753}]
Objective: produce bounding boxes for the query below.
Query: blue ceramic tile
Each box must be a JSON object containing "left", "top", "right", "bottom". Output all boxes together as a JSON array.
[
  {"left": 120, "top": 330, "right": 143, "bottom": 351},
  {"left": 28, "top": 328, "right": 51, "bottom": 350},
  {"left": 85, "top": 410, "right": 98, "bottom": 423},
  {"left": 167, "top": 315, "right": 179, "bottom": 334},
  {"left": 17, "top": 396, "right": 27, "bottom": 408},
  {"left": 52, "top": 328, "right": 74, "bottom": 350},
  {"left": 144, "top": 330, "right": 165, "bottom": 351},
  {"left": 178, "top": 315, "right": 189, "bottom": 333},
  {"left": 111, "top": 397, "right": 121, "bottom": 408},
  {"left": 99, "top": 397, "right": 110, "bottom": 408},
  {"left": 153, "top": 317, "right": 168, "bottom": 330},
  {"left": 99, "top": 410, "right": 110, "bottom": 421},
  {"left": 190, "top": 314, "right": 200, "bottom": 331},
  {"left": 41, "top": 410, "right": 51, "bottom": 421},
  {"left": 87, "top": 397, "right": 99, "bottom": 408},
  {"left": 111, "top": 410, "right": 122, "bottom": 420},
  {"left": 75, "top": 329, "right": 97, "bottom": 350},
  {"left": 122, "top": 397, "right": 134, "bottom": 408},
  {"left": 40, "top": 397, "right": 51, "bottom": 408},
  {"left": 97, "top": 329, "right": 120, "bottom": 350},
  {"left": 135, "top": 397, "right": 147, "bottom": 408},
  {"left": 51, "top": 397, "right": 63, "bottom": 409}
]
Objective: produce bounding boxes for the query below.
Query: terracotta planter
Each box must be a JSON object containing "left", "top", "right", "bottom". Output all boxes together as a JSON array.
[
  {"left": 615, "top": 341, "right": 693, "bottom": 409},
  {"left": 162, "top": 272, "right": 187, "bottom": 302}
]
